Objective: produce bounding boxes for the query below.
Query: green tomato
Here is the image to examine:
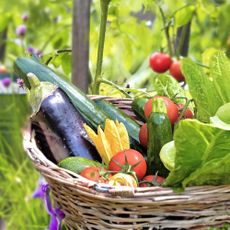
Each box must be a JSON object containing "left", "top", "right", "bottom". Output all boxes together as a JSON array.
[{"left": 160, "top": 141, "right": 176, "bottom": 171}]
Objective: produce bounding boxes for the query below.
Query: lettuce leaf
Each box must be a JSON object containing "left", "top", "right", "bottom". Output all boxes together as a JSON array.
[
  {"left": 164, "top": 119, "right": 230, "bottom": 187},
  {"left": 181, "top": 51, "right": 230, "bottom": 122},
  {"left": 182, "top": 154, "right": 230, "bottom": 187},
  {"left": 181, "top": 58, "right": 222, "bottom": 122}
]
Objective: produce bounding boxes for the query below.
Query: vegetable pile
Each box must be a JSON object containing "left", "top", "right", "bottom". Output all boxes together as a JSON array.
[{"left": 14, "top": 51, "right": 230, "bottom": 189}]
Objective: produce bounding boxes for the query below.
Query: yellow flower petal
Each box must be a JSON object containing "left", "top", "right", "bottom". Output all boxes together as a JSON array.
[
  {"left": 97, "top": 126, "right": 112, "bottom": 165},
  {"left": 115, "top": 120, "right": 130, "bottom": 150},
  {"left": 83, "top": 124, "right": 98, "bottom": 142},
  {"left": 104, "top": 119, "right": 123, "bottom": 156}
]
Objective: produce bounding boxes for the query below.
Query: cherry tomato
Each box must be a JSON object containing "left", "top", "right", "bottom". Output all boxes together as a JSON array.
[
  {"left": 149, "top": 52, "right": 172, "bottom": 73},
  {"left": 139, "top": 175, "right": 165, "bottom": 187},
  {"left": 80, "top": 166, "right": 108, "bottom": 183},
  {"left": 169, "top": 61, "right": 185, "bottom": 82},
  {"left": 177, "top": 104, "right": 193, "bottom": 119},
  {"left": 139, "top": 123, "right": 148, "bottom": 148},
  {"left": 109, "top": 149, "right": 147, "bottom": 180},
  {"left": 144, "top": 96, "right": 179, "bottom": 125}
]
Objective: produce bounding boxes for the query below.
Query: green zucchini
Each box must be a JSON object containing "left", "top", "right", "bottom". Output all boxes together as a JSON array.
[
  {"left": 14, "top": 57, "right": 107, "bottom": 129},
  {"left": 131, "top": 97, "right": 148, "bottom": 121},
  {"left": 95, "top": 99, "right": 140, "bottom": 141},
  {"left": 59, "top": 157, "right": 102, "bottom": 174},
  {"left": 147, "top": 112, "right": 173, "bottom": 177}
]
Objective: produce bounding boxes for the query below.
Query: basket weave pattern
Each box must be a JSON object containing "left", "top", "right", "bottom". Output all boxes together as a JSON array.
[{"left": 23, "top": 97, "right": 230, "bottom": 229}]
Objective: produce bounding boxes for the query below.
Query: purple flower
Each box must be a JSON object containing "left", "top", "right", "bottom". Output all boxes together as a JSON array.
[
  {"left": 27, "top": 47, "right": 34, "bottom": 55},
  {"left": 22, "top": 13, "right": 29, "bottom": 21},
  {"left": 1, "top": 77, "right": 11, "bottom": 87},
  {"left": 33, "top": 180, "right": 65, "bottom": 230},
  {"left": 16, "top": 78, "right": 24, "bottom": 88},
  {"left": 35, "top": 49, "right": 43, "bottom": 57},
  {"left": 16, "top": 25, "right": 27, "bottom": 37}
]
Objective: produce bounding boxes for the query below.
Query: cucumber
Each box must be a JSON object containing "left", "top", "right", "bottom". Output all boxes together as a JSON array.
[
  {"left": 131, "top": 97, "right": 148, "bottom": 121},
  {"left": 59, "top": 157, "right": 102, "bottom": 174},
  {"left": 14, "top": 57, "right": 107, "bottom": 129},
  {"left": 147, "top": 112, "right": 173, "bottom": 177},
  {"left": 95, "top": 99, "right": 140, "bottom": 143}
]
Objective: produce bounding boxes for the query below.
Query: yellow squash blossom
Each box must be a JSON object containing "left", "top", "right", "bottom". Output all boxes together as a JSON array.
[
  {"left": 83, "top": 119, "right": 130, "bottom": 165},
  {"left": 109, "top": 173, "right": 138, "bottom": 188}
]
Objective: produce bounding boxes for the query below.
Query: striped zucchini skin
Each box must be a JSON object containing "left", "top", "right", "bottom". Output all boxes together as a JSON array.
[
  {"left": 131, "top": 97, "right": 148, "bottom": 121},
  {"left": 14, "top": 57, "right": 107, "bottom": 129},
  {"left": 147, "top": 112, "right": 173, "bottom": 177}
]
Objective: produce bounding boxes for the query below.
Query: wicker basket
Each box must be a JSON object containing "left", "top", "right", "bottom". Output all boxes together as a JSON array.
[{"left": 23, "top": 97, "right": 230, "bottom": 230}]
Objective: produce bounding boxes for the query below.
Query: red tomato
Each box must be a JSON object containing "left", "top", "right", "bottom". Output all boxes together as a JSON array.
[
  {"left": 177, "top": 104, "right": 193, "bottom": 119},
  {"left": 139, "top": 123, "right": 148, "bottom": 148},
  {"left": 149, "top": 52, "right": 172, "bottom": 73},
  {"left": 144, "top": 96, "right": 179, "bottom": 125},
  {"left": 109, "top": 149, "right": 147, "bottom": 180},
  {"left": 169, "top": 61, "right": 185, "bottom": 82},
  {"left": 80, "top": 166, "right": 108, "bottom": 183},
  {"left": 139, "top": 175, "right": 165, "bottom": 187},
  {"left": 0, "top": 65, "right": 7, "bottom": 74}
]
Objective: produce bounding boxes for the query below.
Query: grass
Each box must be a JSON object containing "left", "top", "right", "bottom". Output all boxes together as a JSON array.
[{"left": 0, "top": 94, "right": 49, "bottom": 229}]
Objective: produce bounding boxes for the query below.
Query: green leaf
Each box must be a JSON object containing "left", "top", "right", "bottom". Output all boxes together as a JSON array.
[
  {"left": 181, "top": 58, "right": 222, "bottom": 122},
  {"left": 210, "top": 51, "right": 230, "bottom": 103},
  {"left": 182, "top": 51, "right": 230, "bottom": 123},
  {"left": 164, "top": 119, "right": 230, "bottom": 187},
  {"left": 151, "top": 74, "right": 186, "bottom": 104},
  {"left": 202, "top": 48, "right": 218, "bottom": 67},
  {"left": 182, "top": 154, "right": 230, "bottom": 186},
  {"left": 61, "top": 53, "right": 72, "bottom": 75},
  {"left": 174, "top": 5, "right": 195, "bottom": 28},
  {"left": 0, "top": 13, "right": 11, "bottom": 32}
]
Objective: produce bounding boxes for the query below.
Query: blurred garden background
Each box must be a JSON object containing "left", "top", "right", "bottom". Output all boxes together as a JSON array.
[{"left": 1, "top": 0, "right": 230, "bottom": 229}]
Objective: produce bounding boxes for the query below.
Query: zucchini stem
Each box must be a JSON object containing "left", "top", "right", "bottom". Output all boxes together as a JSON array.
[{"left": 92, "top": 0, "right": 111, "bottom": 94}]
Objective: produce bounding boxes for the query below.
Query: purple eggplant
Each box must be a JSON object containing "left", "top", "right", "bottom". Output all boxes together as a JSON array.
[{"left": 27, "top": 73, "right": 100, "bottom": 162}]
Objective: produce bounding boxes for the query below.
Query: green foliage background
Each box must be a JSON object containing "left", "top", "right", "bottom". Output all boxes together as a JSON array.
[{"left": 0, "top": 0, "right": 230, "bottom": 228}]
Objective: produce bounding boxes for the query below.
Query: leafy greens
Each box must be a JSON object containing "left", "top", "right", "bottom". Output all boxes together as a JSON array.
[
  {"left": 164, "top": 119, "right": 230, "bottom": 187},
  {"left": 163, "top": 51, "right": 230, "bottom": 187},
  {"left": 181, "top": 51, "right": 230, "bottom": 122}
]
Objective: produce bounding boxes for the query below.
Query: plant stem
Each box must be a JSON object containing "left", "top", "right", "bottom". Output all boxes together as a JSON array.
[
  {"left": 45, "top": 49, "right": 72, "bottom": 65},
  {"left": 97, "top": 78, "right": 132, "bottom": 98},
  {"left": 92, "top": 0, "right": 111, "bottom": 94},
  {"left": 175, "top": 21, "right": 192, "bottom": 58},
  {"left": 159, "top": 6, "right": 173, "bottom": 56}
]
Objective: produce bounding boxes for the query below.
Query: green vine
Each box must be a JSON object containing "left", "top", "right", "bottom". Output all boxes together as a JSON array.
[{"left": 92, "top": 0, "right": 111, "bottom": 94}]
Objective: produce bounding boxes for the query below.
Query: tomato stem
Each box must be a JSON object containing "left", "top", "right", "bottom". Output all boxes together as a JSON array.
[
  {"left": 178, "top": 98, "right": 193, "bottom": 120},
  {"left": 92, "top": 0, "right": 111, "bottom": 94}
]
